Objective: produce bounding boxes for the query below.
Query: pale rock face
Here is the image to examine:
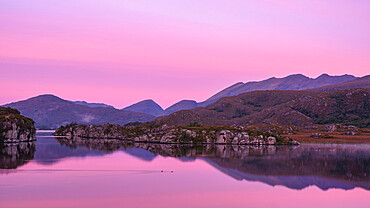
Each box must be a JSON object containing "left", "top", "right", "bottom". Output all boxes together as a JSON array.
[
  {"left": 241, "top": 133, "right": 249, "bottom": 140},
  {"left": 324, "top": 124, "right": 337, "bottom": 132},
  {"left": 1, "top": 117, "right": 36, "bottom": 143},
  {"left": 232, "top": 137, "right": 239, "bottom": 144},
  {"left": 291, "top": 140, "right": 300, "bottom": 145},
  {"left": 249, "top": 138, "right": 258, "bottom": 145},
  {"left": 258, "top": 140, "right": 266, "bottom": 145},
  {"left": 139, "top": 135, "right": 149, "bottom": 141},
  {"left": 216, "top": 130, "right": 227, "bottom": 143},
  {"left": 267, "top": 136, "right": 276, "bottom": 145}
]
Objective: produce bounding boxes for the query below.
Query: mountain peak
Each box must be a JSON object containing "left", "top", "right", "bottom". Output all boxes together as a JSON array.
[
  {"left": 163, "top": 100, "right": 199, "bottom": 115},
  {"left": 35, "top": 94, "right": 63, "bottom": 99},
  {"left": 285, "top": 74, "right": 308, "bottom": 79},
  {"left": 123, "top": 99, "right": 163, "bottom": 116},
  {"left": 14, "top": 94, "right": 67, "bottom": 104},
  {"left": 317, "top": 73, "right": 330, "bottom": 78}
]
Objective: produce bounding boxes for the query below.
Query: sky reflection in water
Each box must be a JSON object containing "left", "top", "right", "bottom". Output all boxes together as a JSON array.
[{"left": 0, "top": 131, "right": 369, "bottom": 208}]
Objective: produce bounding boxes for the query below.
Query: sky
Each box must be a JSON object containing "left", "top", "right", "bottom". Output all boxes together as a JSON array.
[{"left": 1, "top": 0, "right": 369, "bottom": 109}]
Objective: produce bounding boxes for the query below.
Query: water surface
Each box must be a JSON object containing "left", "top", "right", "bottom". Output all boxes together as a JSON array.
[{"left": 0, "top": 131, "right": 369, "bottom": 208}]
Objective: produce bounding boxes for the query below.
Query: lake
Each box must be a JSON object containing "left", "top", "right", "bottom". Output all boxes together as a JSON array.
[{"left": 0, "top": 131, "right": 369, "bottom": 208}]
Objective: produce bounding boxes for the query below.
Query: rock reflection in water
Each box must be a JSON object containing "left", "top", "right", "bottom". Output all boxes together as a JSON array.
[
  {"left": 0, "top": 142, "right": 36, "bottom": 169},
  {"left": 56, "top": 137, "right": 370, "bottom": 191}
]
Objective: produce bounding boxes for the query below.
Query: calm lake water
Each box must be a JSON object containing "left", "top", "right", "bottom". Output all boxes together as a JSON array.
[{"left": 0, "top": 131, "right": 369, "bottom": 208}]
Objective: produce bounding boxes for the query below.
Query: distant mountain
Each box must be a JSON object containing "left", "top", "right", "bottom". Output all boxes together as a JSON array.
[
  {"left": 156, "top": 74, "right": 358, "bottom": 115},
  {"left": 155, "top": 88, "right": 370, "bottom": 127},
  {"left": 201, "top": 74, "right": 357, "bottom": 106},
  {"left": 310, "top": 75, "right": 370, "bottom": 92},
  {"left": 123, "top": 99, "right": 164, "bottom": 116},
  {"left": 163, "top": 100, "right": 198, "bottom": 115},
  {"left": 4, "top": 95, "right": 155, "bottom": 129},
  {"left": 72, "top": 101, "right": 114, "bottom": 108}
]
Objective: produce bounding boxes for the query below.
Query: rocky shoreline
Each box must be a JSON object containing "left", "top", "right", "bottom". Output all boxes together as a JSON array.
[
  {"left": 0, "top": 107, "right": 36, "bottom": 143},
  {"left": 53, "top": 123, "right": 300, "bottom": 145}
]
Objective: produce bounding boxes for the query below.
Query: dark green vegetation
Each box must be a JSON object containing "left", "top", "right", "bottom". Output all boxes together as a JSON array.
[
  {"left": 155, "top": 88, "right": 370, "bottom": 128},
  {"left": 5, "top": 95, "right": 155, "bottom": 129}
]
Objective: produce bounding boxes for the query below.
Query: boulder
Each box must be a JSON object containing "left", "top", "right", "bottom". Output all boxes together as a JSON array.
[
  {"left": 216, "top": 130, "right": 227, "bottom": 143},
  {"left": 267, "top": 136, "right": 276, "bottom": 145}
]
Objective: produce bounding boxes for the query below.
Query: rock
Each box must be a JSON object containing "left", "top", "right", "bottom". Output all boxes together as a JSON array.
[
  {"left": 324, "top": 124, "right": 337, "bottom": 132},
  {"left": 267, "top": 136, "right": 276, "bottom": 145},
  {"left": 310, "top": 133, "right": 321, "bottom": 138},
  {"left": 54, "top": 124, "right": 299, "bottom": 145},
  {"left": 250, "top": 137, "right": 258, "bottom": 145},
  {"left": 343, "top": 131, "right": 357, "bottom": 135},
  {"left": 216, "top": 130, "right": 227, "bottom": 143},
  {"left": 291, "top": 140, "right": 300, "bottom": 145},
  {"left": 0, "top": 107, "right": 36, "bottom": 143}
]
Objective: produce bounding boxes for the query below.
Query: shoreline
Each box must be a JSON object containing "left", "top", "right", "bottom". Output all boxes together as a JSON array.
[{"left": 286, "top": 133, "right": 370, "bottom": 144}]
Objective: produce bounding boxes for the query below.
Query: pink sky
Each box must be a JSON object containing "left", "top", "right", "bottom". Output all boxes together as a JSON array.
[{"left": 1, "top": 0, "right": 369, "bottom": 108}]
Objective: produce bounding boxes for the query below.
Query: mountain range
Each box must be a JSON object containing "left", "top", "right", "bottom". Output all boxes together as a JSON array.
[
  {"left": 155, "top": 87, "right": 370, "bottom": 127},
  {"left": 121, "top": 73, "right": 359, "bottom": 116},
  {"left": 3, "top": 73, "right": 369, "bottom": 128},
  {"left": 4, "top": 95, "right": 155, "bottom": 129}
]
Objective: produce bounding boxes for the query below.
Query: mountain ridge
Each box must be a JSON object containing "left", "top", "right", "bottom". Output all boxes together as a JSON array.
[
  {"left": 4, "top": 95, "right": 155, "bottom": 129},
  {"left": 154, "top": 88, "right": 370, "bottom": 127}
]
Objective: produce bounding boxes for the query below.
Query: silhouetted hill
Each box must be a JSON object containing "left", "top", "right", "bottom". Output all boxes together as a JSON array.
[
  {"left": 123, "top": 99, "right": 164, "bottom": 116},
  {"left": 201, "top": 74, "right": 357, "bottom": 106},
  {"left": 156, "top": 74, "right": 357, "bottom": 115},
  {"left": 4, "top": 95, "right": 155, "bottom": 129},
  {"left": 163, "top": 100, "right": 198, "bottom": 115},
  {"left": 155, "top": 88, "right": 370, "bottom": 127},
  {"left": 310, "top": 75, "right": 370, "bottom": 92}
]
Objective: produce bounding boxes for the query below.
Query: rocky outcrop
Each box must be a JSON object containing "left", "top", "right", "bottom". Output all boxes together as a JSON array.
[
  {"left": 54, "top": 123, "right": 299, "bottom": 145},
  {"left": 0, "top": 107, "right": 36, "bottom": 143}
]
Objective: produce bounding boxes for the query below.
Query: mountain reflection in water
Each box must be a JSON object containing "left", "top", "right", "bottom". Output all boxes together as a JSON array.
[{"left": 1, "top": 131, "right": 368, "bottom": 191}]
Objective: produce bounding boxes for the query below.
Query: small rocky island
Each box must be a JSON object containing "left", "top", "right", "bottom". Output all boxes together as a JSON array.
[
  {"left": 0, "top": 107, "right": 36, "bottom": 143},
  {"left": 54, "top": 123, "right": 300, "bottom": 145}
]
